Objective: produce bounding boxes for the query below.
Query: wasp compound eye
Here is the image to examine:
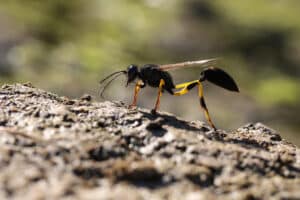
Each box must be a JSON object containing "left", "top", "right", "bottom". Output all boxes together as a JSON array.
[{"left": 126, "top": 64, "right": 139, "bottom": 86}]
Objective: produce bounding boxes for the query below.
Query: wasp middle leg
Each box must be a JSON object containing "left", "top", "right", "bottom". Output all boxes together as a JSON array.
[{"left": 151, "top": 79, "right": 165, "bottom": 114}]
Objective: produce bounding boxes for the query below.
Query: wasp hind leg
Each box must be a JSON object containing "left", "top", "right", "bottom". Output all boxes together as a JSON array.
[
  {"left": 151, "top": 79, "right": 165, "bottom": 114},
  {"left": 174, "top": 80, "right": 216, "bottom": 130},
  {"left": 197, "top": 81, "right": 217, "bottom": 130},
  {"left": 174, "top": 80, "right": 199, "bottom": 96}
]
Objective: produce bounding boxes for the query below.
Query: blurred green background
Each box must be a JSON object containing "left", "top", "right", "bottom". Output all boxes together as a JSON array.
[{"left": 0, "top": 0, "right": 299, "bottom": 145}]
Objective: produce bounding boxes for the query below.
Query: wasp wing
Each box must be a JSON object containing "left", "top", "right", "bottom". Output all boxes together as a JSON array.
[{"left": 158, "top": 58, "right": 219, "bottom": 71}]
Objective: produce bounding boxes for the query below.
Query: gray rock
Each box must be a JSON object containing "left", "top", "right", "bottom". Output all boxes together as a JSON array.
[{"left": 0, "top": 83, "right": 299, "bottom": 200}]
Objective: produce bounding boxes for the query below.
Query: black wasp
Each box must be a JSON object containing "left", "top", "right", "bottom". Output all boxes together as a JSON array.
[{"left": 99, "top": 58, "right": 239, "bottom": 130}]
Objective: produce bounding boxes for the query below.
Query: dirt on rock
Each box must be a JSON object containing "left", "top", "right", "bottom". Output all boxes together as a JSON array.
[{"left": 0, "top": 83, "right": 299, "bottom": 200}]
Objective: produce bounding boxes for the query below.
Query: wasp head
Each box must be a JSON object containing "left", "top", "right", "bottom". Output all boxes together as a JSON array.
[{"left": 126, "top": 64, "right": 139, "bottom": 86}]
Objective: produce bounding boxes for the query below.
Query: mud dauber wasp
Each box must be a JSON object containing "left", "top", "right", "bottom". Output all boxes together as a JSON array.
[{"left": 99, "top": 58, "right": 239, "bottom": 130}]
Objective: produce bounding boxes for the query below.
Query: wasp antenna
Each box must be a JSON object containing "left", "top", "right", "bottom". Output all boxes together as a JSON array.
[
  {"left": 99, "top": 72, "right": 126, "bottom": 99},
  {"left": 99, "top": 70, "right": 127, "bottom": 84}
]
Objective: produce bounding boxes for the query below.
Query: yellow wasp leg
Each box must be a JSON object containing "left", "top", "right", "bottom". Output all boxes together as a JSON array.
[
  {"left": 129, "top": 80, "right": 144, "bottom": 108},
  {"left": 174, "top": 80, "right": 216, "bottom": 129},
  {"left": 174, "top": 80, "right": 199, "bottom": 96},
  {"left": 198, "top": 81, "right": 216, "bottom": 130},
  {"left": 175, "top": 80, "right": 199, "bottom": 89},
  {"left": 152, "top": 79, "right": 165, "bottom": 113}
]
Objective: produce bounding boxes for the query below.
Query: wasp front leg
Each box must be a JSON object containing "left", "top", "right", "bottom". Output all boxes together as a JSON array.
[{"left": 129, "top": 80, "right": 145, "bottom": 108}]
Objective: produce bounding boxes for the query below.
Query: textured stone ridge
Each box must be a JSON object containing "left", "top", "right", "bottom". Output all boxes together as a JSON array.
[{"left": 0, "top": 83, "right": 299, "bottom": 199}]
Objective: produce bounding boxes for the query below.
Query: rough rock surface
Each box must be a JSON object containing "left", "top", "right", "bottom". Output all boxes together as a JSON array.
[{"left": 0, "top": 83, "right": 299, "bottom": 200}]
